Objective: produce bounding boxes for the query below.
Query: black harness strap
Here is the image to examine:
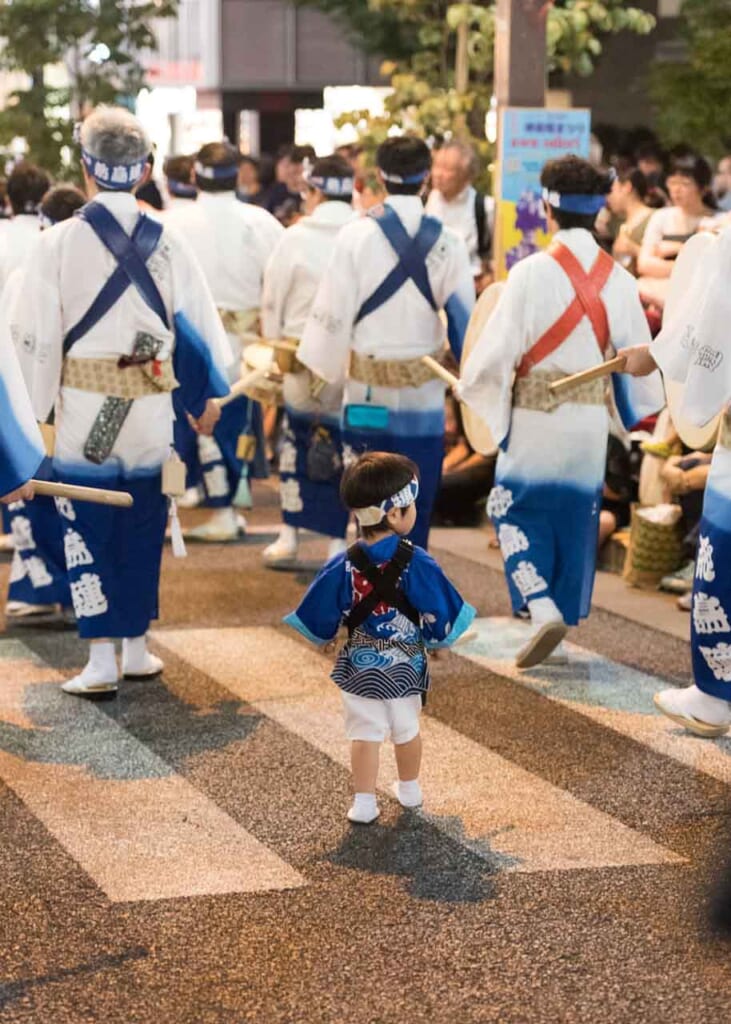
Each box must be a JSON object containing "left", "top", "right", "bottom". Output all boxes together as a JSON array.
[{"left": 345, "top": 539, "right": 420, "bottom": 637}]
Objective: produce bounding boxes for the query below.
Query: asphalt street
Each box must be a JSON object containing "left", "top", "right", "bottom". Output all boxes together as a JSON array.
[{"left": 0, "top": 482, "right": 730, "bottom": 1024}]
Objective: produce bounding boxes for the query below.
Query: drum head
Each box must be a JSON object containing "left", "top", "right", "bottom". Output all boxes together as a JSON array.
[
  {"left": 457, "top": 282, "right": 505, "bottom": 457},
  {"left": 661, "top": 232, "right": 720, "bottom": 452},
  {"left": 243, "top": 342, "right": 276, "bottom": 373}
]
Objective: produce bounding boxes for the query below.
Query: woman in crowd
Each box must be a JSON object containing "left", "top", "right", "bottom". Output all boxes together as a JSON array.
[
  {"left": 607, "top": 168, "right": 654, "bottom": 277},
  {"left": 638, "top": 151, "right": 718, "bottom": 281}
]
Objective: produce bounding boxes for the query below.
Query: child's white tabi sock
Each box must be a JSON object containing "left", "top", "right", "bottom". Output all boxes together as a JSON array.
[
  {"left": 393, "top": 778, "right": 423, "bottom": 808},
  {"left": 347, "top": 792, "right": 380, "bottom": 824}
]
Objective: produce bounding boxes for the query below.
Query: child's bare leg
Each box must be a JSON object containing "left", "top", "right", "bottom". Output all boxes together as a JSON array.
[
  {"left": 394, "top": 733, "right": 422, "bottom": 782},
  {"left": 347, "top": 741, "right": 381, "bottom": 824},
  {"left": 392, "top": 733, "right": 423, "bottom": 808},
  {"left": 351, "top": 740, "right": 380, "bottom": 793}
]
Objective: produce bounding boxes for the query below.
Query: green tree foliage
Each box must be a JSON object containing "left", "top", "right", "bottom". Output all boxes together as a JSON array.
[
  {"left": 299, "top": 1, "right": 656, "bottom": 182},
  {"left": 650, "top": 0, "right": 731, "bottom": 157},
  {"left": 0, "top": 0, "right": 178, "bottom": 174}
]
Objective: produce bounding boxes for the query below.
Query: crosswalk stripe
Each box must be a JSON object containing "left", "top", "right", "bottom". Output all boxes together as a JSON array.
[
  {"left": 457, "top": 618, "right": 731, "bottom": 786},
  {"left": 0, "top": 640, "right": 305, "bottom": 902},
  {"left": 152, "top": 626, "right": 684, "bottom": 873}
]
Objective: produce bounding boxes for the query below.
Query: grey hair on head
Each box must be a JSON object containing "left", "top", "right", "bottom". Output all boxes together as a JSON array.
[
  {"left": 80, "top": 105, "right": 150, "bottom": 166},
  {"left": 437, "top": 138, "right": 479, "bottom": 179}
]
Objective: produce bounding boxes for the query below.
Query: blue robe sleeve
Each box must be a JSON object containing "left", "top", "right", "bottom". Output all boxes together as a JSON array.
[
  {"left": 403, "top": 548, "right": 476, "bottom": 649},
  {"left": 284, "top": 554, "right": 352, "bottom": 645},
  {"left": 0, "top": 342, "right": 44, "bottom": 498}
]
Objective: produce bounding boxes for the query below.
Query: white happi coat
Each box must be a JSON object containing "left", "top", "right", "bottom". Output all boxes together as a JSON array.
[
  {"left": 261, "top": 199, "right": 357, "bottom": 414},
  {"left": 461, "top": 228, "right": 662, "bottom": 478},
  {"left": 165, "top": 191, "right": 283, "bottom": 374},
  {"left": 298, "top": 195, "right": 475, "bottom": 400},
  {"left": 0, "top": 214, "right": 41, "bottom": 295},
  {"left": 11, "top": 191, "right": 230, "bottom": 474},
  {"left": 651, "top": 228, "right": 731, "bottom": 696}
]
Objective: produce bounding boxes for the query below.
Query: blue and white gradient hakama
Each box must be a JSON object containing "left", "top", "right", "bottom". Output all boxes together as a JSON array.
[
  {"left": 342, "top": 379, "right": 445, "bottom": 550},
  {"left": 7, "top": 457, "right": 70, "bottom": 608},
  {"left": 279, "top": 403, "right": 348, "bottom": 539},
  {"left": 0, "top": 336, "right": 43, "bottom": 499},
  {"left": 690, "top": 443, "right": 731, "bottom": 700},
  {"left": 52, "top": 462, "right": 166, "bottom": 639},
  {"left": 285, "top": 533, "right": 475, "bottom": 699}
]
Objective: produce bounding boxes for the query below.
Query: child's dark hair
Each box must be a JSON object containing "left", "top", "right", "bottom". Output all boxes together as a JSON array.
[
  {"left": 540, "top": 155, "right": 612, "bottom": 230},
  {"left": 341, "top": 452, "right": 419, "bottom": 538}
]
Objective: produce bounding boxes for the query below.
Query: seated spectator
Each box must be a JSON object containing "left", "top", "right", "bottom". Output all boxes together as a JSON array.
[
  {"left": 638, "top": 151, "right": 719, "bottom": 282},
  {"left": 657, "top": 452, "right": 712, "bottom": 594},
  {"left": 634, "top": 141, "right": 669, "bottom": 208},
  {"left": 607, "top": 168, "right": 653, "bottom": 276},
  {"left": 599, "top": 432, "right": 633, "bottom": 549},
  {"left": 431, "top": 397, "right": 495, "bottom": 528}
]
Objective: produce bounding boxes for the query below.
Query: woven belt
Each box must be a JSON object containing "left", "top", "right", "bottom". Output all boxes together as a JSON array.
[
  {"left": 273, "top": 336, "right": 305, "bottom": 375},
  {"left": 62, "top": 356, "right": 178, "bottom": 399},
  {"left": 513, "top": 370, "right": 607, "bottom": 413},
  {"left": 349, "top": 349, "right": 442, "bottom": 389},
  {"left": 218, "top": 307, "right": 260, "bottom": 338}
]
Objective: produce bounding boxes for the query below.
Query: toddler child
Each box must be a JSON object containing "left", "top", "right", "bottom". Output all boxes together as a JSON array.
[{"left": 285, "top": 451, "right": 476, "bottom": 824}]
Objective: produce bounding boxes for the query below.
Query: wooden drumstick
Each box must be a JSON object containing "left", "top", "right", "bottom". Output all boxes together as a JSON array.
[
  {"left": 548, "top": 355, "right": 627, "bottom": 396},
  {"left": 261, "top": 338, "right": 299, "bottom": 353},
  {"left": 31, "top": 480, "right": 134, "bottom": 508},
  {"left": 214, "top": 368, "right": 270, "bottom": 409},
  {"left": 421, "top": 355, "right": 460, "bottom": 389}
]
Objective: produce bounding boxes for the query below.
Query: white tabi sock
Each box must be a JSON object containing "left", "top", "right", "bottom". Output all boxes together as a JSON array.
[
  {"left": 86, "top": 642, "right": 118, "bottom": 682},
  {"left": 347, "top": 792, "right": 380, "bottom": 824},
  {"left": 681, "top": 685, "right": 731, "bottom": 726},
  {"left": 121, "top": 635, "right": 163, "bottom": 678},
  {"left": 528, "top": 596, "right": 563, "bottom": 626},
  {"left": 209, "top": 506, "right": 238, "bottom": 530}
]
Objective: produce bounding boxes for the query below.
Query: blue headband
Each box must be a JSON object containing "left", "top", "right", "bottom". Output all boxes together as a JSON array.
[
  {"left": 307, "top": 174, "right": 354, "bottom": 197},
  {"left": 195, "top": 161, "right": 238, "bottom": 182},
  {"left": 380, "top": 169, "right": 429, "bottom": 185},
  {"left": 353, "top": 477, "right": 419, "bottom": 527},
  {"left": 81, "top": 148, "right": 146, "bottom": 191},
  {"left": 542, "top": 188, "right": 607, "bottom": 215},
  {"left": 168, "top": 180, "right": 198, "bottom": 198}
]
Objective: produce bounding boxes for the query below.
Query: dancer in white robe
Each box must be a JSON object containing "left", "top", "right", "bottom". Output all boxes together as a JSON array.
[
  {"left": 11, "top": 106, "right": 230, "bottom": 697},
  {"left": 165, "top": 142, "right": 283, "bottom": 541},
  {"left": 624, "top": 227, "right": 731, "bottom": 736},
  {"left": 0, "top": 162, "right": 50, "bottom": 293},
  {"left": 3, "top": 186, "right": 87, "bottom": 621},
  {"left": 461, "top": 155, "right": 663, "bottom": 668},
  {"left": 261, "top": 154, "right": 358, "bottom": 564},
  {"left": 298, "top": 137, "right": 475, "bottom": 550}
]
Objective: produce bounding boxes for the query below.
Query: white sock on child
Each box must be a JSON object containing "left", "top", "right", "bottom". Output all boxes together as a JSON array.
[
  {"left": 393, "top": 778, "right": 423, "bottom": 808},
  {"left": 347, "top": 792, "right": 380, "bottom": 824}
]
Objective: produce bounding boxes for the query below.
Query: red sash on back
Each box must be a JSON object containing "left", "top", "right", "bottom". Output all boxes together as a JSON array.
[{"left": 516, "top": 242, "right": 615, "bottom": 378}]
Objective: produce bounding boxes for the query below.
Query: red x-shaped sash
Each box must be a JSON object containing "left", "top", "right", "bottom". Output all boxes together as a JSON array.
[{"left": 516, "top": 241, "right": 615, "bottom": 378}]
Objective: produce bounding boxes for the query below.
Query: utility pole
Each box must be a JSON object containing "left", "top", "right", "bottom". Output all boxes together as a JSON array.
[{"left": 494, "top": 0, "right": 547, "bottom": 108}]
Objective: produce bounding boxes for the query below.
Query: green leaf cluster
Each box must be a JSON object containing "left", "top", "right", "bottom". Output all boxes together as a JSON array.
[
  {"left": 0, "top": 0, "right": 178, "bottom": 175},
  {"left": 650, "top": 0, "right": 731, "bottom": 157},
  {"left": 301, "top": 0, "right": 655, "bottom": 188}
]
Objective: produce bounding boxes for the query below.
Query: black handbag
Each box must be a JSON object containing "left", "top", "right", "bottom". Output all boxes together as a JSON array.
[{"left": 307, "top": 425, "right": 341, "bottom": 482}]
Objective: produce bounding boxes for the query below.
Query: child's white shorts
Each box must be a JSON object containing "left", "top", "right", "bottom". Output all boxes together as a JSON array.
[{"left": 341, "top": 691, "right": 422, "bottom": 744}]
